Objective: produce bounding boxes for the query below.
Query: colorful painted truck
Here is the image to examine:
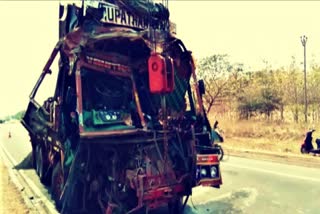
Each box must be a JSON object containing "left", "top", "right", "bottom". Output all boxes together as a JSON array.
[{"left": 21, "top": 1, "right": 222, "bottom": 213}]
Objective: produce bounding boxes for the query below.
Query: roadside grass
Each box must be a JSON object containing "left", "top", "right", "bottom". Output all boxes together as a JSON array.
[{"left": 211, "top": 118, "right": 315, "bottom": 154}]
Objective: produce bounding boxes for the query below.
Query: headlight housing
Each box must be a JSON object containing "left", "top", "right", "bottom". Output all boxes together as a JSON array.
[
  {"left": 200, "top": 168, "right": 207, "bottom": 177},
  {"left": 210, "top": 166, "right": 217, "bottom": 178},
  {"left": 196, "top": 165, "right": 220, "bottom": 180}
]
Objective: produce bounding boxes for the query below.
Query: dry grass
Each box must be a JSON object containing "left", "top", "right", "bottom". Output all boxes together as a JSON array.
[{"left": 210, "top": 118, "right": 315, "bottom": 154}]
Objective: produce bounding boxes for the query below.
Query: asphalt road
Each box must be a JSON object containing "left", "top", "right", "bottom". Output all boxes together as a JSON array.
[{"left": 1, "top": 122, "right": 320, "bottom": 214}]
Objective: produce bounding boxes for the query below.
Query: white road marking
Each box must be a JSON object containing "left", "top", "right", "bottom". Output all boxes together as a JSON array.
[{"left": 223, "top": 162, "right": 320, "bottom": 183}]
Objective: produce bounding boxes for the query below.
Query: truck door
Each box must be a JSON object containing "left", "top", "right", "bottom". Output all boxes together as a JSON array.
[{"left": 21, "top": 48, "right": 60, "bottom": 138}]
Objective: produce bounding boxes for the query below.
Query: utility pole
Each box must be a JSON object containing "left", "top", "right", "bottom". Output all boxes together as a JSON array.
[{"left": 300, "top": 35, "right": 308, "bottom": 123}]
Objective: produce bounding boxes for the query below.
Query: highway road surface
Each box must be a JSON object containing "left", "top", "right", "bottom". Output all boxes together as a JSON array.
[{"left": 1, "top": 121, "right": 319, "bottom": 214}]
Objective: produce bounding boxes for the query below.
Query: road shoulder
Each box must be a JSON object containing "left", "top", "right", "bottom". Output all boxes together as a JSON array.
[
  {"left": 224, "top": 145, "right": 320, "bottom": 168},
  {"left": 0, "top": 159, "right": 30, "bottom": 213}
]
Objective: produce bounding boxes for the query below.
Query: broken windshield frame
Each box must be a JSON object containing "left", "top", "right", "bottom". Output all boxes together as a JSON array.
[{"left": 75, "top": 62, "right": 136, "bottom": 132}]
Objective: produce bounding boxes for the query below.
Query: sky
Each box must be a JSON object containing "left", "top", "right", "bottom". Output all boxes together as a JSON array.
[
  {"left": 168, "top": 1, "right": 320, "bottom": 68},
  {"left": 0, "top": 0, "right": 320, "bottom": 117}
]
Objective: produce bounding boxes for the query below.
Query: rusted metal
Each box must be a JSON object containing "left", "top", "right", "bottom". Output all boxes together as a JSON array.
[
  {"left": 21, "top": 1, "right": 223, "bottom": 213},
  {"left": 29, "top": 41, "right": 62, "bottom": 99}
]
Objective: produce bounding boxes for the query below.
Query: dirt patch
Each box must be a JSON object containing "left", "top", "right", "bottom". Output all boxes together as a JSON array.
[{"left": 0, "top": 161, "right": 29, "bottom": 213}]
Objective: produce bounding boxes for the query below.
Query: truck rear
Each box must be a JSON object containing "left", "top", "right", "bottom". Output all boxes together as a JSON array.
[{"left": 21, "top": 1, "right": 222, "bottom": 213}]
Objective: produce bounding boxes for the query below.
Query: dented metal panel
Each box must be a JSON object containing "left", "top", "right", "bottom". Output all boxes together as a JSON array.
[{"left": 21, "top": 1, "right": 222, "bottom": 213}]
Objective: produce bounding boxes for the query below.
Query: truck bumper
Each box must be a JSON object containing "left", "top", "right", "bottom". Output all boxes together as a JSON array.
[{"left": 196, "top": 154, "right": 222, "bottom": 188}]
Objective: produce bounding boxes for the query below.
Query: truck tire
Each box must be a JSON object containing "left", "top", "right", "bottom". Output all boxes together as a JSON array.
[
  {"left": 35, "top": 145, "right": 42, "bottom": 176},
  {"left": 32, "top": 148, "right": 37, "bottom": 169},
  {"left": 36, "top": 145, "right": 50, "bottom": 184},
  {"left": 30, "top": 137, "right": 37, "bottom": 169},
  {"left": 51, "top": 162, "right": 64, "bottom": 210}
]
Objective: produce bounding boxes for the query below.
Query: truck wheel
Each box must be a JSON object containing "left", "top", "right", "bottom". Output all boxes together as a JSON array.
[
  {"left": 36, "top": 145, "right": 50, "bottom": 184},
  {"left": 30, "top": 137, "right": 37, "bottom": 169},
  {"left": 32, "top": 148, "right": 37, "bottom": 169},
  {"left": 168, "top": 197, "right": 183, "bottom": 214},
  {"left": 51, "top": 162, "right": 64, "bottom": 210},
  {"left": 35, "top": 145, "right": 42, "bottom": 176}
]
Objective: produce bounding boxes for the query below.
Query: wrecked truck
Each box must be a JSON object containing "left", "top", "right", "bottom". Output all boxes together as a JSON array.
[{"left": 21, "top": 1, "right": 222, "bottom": 213}]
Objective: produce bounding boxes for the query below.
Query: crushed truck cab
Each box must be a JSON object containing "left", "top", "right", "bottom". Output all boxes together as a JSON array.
[{"left": 21, "top": 1, "right": 222, "bottom": 213}]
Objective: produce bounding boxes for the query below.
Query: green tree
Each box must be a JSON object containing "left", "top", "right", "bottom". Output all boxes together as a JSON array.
[
  {"left": 236, "top": 66, "right": 282, "bottom": 120},
  {"left": 284, "top": 56, "right": 303, "bottom": 123},
  {"left": 197, "top": 54, "right": 243, "bottom": 114},
  {"left": 5, "top": 110, "right": 25, "bottom": 121},
  {"left": 308, "top": 60, "right": 320, "bottom": 122}
]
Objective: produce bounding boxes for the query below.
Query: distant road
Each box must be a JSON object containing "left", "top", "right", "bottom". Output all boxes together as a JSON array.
[
  {"left": 1, "top": 122, "right": 319, "bottom": 214},
  {"left": 187, "top": 157, "right": 320, "bottom": 214}
]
